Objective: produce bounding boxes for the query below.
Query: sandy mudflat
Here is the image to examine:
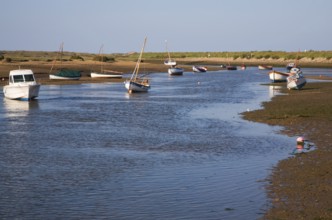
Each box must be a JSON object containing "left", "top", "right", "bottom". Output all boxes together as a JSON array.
[{"left": 243, "top": 82, "right": 332, "bottom": 219}]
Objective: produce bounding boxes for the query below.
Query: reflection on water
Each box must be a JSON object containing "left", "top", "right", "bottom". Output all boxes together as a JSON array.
[
  {"left": 269, "top": 85, "right": 283, "bottom": 98},
  {"left": 3, "top": 98, "right": 38, "bottom": 113},
  {"left": 2, "top": 99, "right": 39, "bottom": 117},
  {"left": 0, "top": 69, "right": 295, "bottom": 220}
]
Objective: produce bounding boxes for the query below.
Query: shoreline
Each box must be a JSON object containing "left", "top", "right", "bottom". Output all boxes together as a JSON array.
[
  {"left": 1, "top": 59, "right": 331, "bottom": 87},
  {"left": 242, "top": 82, "right": 332, "bottom": 219}
]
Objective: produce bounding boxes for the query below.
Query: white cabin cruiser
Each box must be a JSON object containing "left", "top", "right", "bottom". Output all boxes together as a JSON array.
[{"left": 3, "top": 69, "right": 40, "bottom": 100}]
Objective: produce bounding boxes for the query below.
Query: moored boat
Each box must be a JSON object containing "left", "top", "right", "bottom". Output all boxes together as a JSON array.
[
  {"left": 49, "top": 43, "right": 81, "bottom": 80},
  {"left": 286, "top": 62, "right": 295, "bottom": 72},
  {"left": 258, "top": 65, "right": 273, "bottom": 70},
  {"left": 3, "top": 69, "right": 40, "bottom": 100},
  {"left": 91, "top": 70, "right": 123, "bottom": 78},
  {"left": 226, "top": 65, "right": 237, "bottom": 70},
  {"left": 164, "top": 60, "right": 177, "bottom": 66},
  {"left": 168, "top": 67, "right": 184, "bottom": 75},
  {"left": 49, "top": 69, "right": 81, "bottom": 80},
  {"left": 124, "top": 37, "right": 150, "bottom": 93},
  {"left": 164, "top": 40, "right": 177, "bottom": 67},
  {"left": 125, "top": 78, "right": 150, "bottom": 92},
  {"left": 269, "top": 70, "right": 290, "bottom": 82},
  {"left": 164, "top": 40, "right": 184, "bottom": 76},
  {"left": 287, "top": 68, "right": 306, "bottom": 90},
  {"left": 192, "top": 66, "right": 207, "bottom": 72},
  {"left": 90, "top": 45, "right": 123, "bottom": 78}
]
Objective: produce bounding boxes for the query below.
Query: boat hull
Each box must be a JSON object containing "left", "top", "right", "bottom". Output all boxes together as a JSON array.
[
  {"left": 3, "top": 84, "right": 40, "bottom": 100},
  {"left": 269, "top": 71, "right": 289, "bottom": 82},
  {"left": 226, "top": 66, "right": 237, "bottom": 70},
  {"left": 287, "top": 74, "right": 307, "bottom": 90},
  {"left": 168, "top": 67, "right": 184, "bottom": 75},
  {"left": 49, "top": 74, "right": 80, "bottom": 80},
  {"left": 192, "top": 66, "right": 207, "bottom": 72},
  {"left": 125, "top": 80, "right": 150, "bottom": 93},
  {"left": 258, "top": 65, "right": 273, "bottom": 70},
  {"left": 90, "top": 72, "right": 122, "bottom": 78},
  {"left": 164, "top": 60, "right": 177, "bottom": 66}
]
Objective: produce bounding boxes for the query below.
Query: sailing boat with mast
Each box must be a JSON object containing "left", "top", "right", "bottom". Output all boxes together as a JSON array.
[
  {"left": 164, "top": 40, "right": 177, "bottom": 66},
  {"left": 124, "top": 37, "right": 151, "bottom": 93},
  {"left": 164, "top": 40, "right": 183, "bottom": 76},
  {"left": 49, "top": 42, "right": 81, "bottom": 80},
  {"left": 90, "top": 45, "right": 123, "bottom": 78},
  {"left": 225, "top": 53, "right": 237, "bottom": 70}
]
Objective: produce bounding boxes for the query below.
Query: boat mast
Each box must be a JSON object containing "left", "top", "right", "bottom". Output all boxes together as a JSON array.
[
  {"left": 165, "top": 40, "right": 172, "bottom": 61},
  {"left": 60, "top": 42, "right": 63, "bottom": 66},
  {"left": 227, "top": 53, "right": 230, "bottom": 66},
  {"left": 295, "top": 49, "right": 300, "bottom": 68},
  {"left": 132, "top": 37, "right": 147, "bottom": 81},
  {"left": 99, "top": 44, "right": 104, "bottom": 72},
  {"left": 49, "top": 42, "right": 64, "bottom": 74}
]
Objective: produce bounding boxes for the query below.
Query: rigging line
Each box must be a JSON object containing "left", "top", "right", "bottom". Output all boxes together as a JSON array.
[
  {"left": 132, "top": 37, "right": 147, "bottom": 81},
  {"left": 49, "top": 42, "right": 64, "bottom": 74}
]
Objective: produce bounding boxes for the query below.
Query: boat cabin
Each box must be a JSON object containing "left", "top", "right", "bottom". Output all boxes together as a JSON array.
[{"left": 9, "top": 69, "right": 36, "bottom": 84}]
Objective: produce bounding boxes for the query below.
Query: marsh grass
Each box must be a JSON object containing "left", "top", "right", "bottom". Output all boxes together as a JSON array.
[{"left": 1, "top": 50, "right": 332, "bottom": 64}]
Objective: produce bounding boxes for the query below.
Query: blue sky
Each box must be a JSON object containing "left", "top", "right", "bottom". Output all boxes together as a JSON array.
[{"left": 1, "top": 0, "right": 331, "bottom": 53}]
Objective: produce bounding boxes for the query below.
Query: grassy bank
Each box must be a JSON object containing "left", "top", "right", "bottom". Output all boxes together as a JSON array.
[
  {"left": 242, "top": 82, "right": 332, "bottom": 219},
  {"left": 1, "top": 50, "right": 332, "bottom": 86},
  {"left": 1, "top": 50, "right": 332, "bottom": 68}
]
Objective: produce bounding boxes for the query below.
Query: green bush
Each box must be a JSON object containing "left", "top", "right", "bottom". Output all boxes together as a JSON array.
[
  {"left": 70, "top": 54, "right": 84, "bottom": 61},
  {"left": 92, "top": 55, "right": 115, "bottom": 62}
]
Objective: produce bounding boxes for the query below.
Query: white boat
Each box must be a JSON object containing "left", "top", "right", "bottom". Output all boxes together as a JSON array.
[
  {"left": 168, "top": 67, "right": 184, "bottom": 75},
  {"left": 286, "top": 62, "right": 295, "bottom": 71},
  {"left": 164, "top": 60, "right": 177, "bottom": 66},
  {"left": 3, "top": 69, "right": 40, "bottom": 100},
  {"left": 164, "top": 40, "right": 177, "bottom": 66},
  {"left": 258, "top": 65, "right": 273, "bottom": 70},
  {"left": 49, "top": 43, "right": 81, "bottom": 80},
  {"left": 90, "top": 45, "right": 123, "bottom": 78},
  {"left": 124, "top": 37, "right": 151, "bottom": 93},
  {"left": 287, "top": 68, "right": 306, "bottom": 90},
  {"left": 91, "top": 70, "right": 123, "bottom": 78},
  {"left": 269, "top": 70, "right": 290, "bottom": 82},
  {"left": 192, "top": 66, "right": 207, "bottom": 72},
  {"left": 163, "top": 40, "right": 184, "bottom": 75}
]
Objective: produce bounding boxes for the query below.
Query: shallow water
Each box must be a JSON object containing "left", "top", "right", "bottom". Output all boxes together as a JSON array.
[{"left": 0, "top": 68, "right": 294, "bottom": 219}]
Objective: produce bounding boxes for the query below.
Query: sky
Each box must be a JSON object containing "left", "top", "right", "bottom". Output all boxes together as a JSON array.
[{"left": 1, "top": 0, "right": 332, "bottom": 54}]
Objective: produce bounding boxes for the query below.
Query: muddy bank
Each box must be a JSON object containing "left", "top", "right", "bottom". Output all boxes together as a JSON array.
[
  {"left": 1, "top": 58, "right": 331, "bottom": 86},
  {"left": 242, "top": 82, "right": 332, "bottom": 219}
]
